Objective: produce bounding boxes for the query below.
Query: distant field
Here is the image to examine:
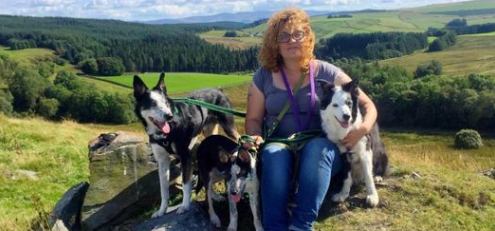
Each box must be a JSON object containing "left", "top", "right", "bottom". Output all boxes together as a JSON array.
[
  {"left": 95, "top": 72, "right": 253, "bottom": 94},
  {"left": 204, "top": 0, "right": 495, "bottom": 49},
  {"left": 379, "top": 35, "right": 495, "bottom": 77},
  {"left": 198, "top": 30, "right": 261, "bottom": 50}
]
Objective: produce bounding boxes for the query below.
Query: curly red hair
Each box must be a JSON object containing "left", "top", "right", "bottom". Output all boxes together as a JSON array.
[{"left": 258, "top": 7, "right": 315, "bottom": 74}]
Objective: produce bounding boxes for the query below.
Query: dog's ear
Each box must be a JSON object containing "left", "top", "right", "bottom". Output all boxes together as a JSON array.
[
  {"left": 342, "top": 78, "right": 360, "bottom": 96},
  {"left": 133, "top": 75, "right": 148, "bottom": 100},
  {"left": 154, "top": 72, "right": 167, "bottom": 95},
  {"left": 218, "top": 147, "right": 230, "bottom": 164},
  {"left": 316, "top": 79, "right": 335, "bottom": 93}
]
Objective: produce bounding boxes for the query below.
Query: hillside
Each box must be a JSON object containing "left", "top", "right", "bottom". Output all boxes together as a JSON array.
[
  {"left": 200, "top": 0, "right": 495, "bottom": 49},
  {"left": 1, "top": 95, "right": 495, "bottom": 231},
  {"left": 0, "top": 45, "right": 131, "bottom": 94},
  {"left": 379, "top": 34, "right": 495, "bottom": 77}
]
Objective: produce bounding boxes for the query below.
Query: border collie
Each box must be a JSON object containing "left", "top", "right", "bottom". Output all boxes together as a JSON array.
[
  {"left": 317, "top": 78, "right": 388, "bottom": 207},
  {"left": 196, "top": 135, "right": 263, "bottom": 231},
  {"left": 133, "top": 73, "right": 240, "bottom": 218}
]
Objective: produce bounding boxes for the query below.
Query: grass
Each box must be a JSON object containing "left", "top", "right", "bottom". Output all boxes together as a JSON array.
[
  {"left": 1, "top": 80, "right": 495, "bottom": 230},
  {"left": 0, "top": 114, "right": 144, "bottom": 230},
  {"left": 379, "top": 35, "right": 495, "bottom": 77},
  {"left": 202, "top": 0, "right": 495, "bottom": 49},
  {"left": 94, "top": 72, "right": 253, "bottom": 94}
]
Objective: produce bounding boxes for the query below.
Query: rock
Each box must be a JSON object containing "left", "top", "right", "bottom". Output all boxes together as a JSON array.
[
  {"left": 480, "top": 168, "right": 495, "bottom": 179},
  {"left": 132, "top": 202, "right": 213, "bottom": 231},
  {"left": 49, "top": 182, "right": 89, "bottom": 231},
  {"left": 82, "top": 132, "right": 182, "bottom": 231}
]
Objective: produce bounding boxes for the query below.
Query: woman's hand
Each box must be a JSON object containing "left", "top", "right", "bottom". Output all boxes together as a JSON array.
[
  {"left": 243, "top": 135, "right": 264, "bottom": 150},
  {"left": 340, "top": 124, "right": 368, "bottom": 150}
]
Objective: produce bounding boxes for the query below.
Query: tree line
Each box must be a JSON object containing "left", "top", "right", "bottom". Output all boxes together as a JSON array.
[
  {"left": 335, "top": 58, "right": 495, "bottom": 130},
  {"left": 0, "top": 15, "right": 259, "bottom": 75},
  {"left": 0, "top": 55, "right": 135, "bottom": 123},
  {"left": 315, "top": 32, "right": 428, "bottom": 61}
]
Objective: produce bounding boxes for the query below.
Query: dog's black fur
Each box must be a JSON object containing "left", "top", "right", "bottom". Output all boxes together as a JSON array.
[
  {"left": 195, "top": 135, "right": 263, "bottom": 231},
  {"left": 133, "top": 73, "right": 239, "bottom": 217}
]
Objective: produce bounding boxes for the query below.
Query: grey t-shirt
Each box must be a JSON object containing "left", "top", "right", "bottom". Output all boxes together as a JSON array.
[{"left": 253, "top": 60, "right": 341, "bottom": 138}]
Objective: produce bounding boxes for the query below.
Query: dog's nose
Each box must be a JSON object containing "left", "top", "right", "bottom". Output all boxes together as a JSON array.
[
  {"left": 231, "top": 190, "right": 239, "bottom": 195},
  {"left": 342, "top": 114, "right": 351, "bottom": 122},
  {"left": 164, "top": 114, "right": 173, "bottom": 121}
]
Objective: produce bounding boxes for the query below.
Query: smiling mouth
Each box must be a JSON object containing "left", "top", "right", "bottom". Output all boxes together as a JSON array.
[
  {"left": 149, "top": 116, "right": 170, "bottom": 134},
  {"left": 334, "top": 116, "right": 350, "bottom": 128}
]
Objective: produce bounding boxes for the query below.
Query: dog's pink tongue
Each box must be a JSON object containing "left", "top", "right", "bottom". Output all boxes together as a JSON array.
[
  {"left": 232, "top": 194, "right": 242, "bottom": 203},
  {"left": 340, "top": 121, "right": 349, "bottom": 128},
  {"left": 161, "top": 122, "right": 170, "bottom": 134}
]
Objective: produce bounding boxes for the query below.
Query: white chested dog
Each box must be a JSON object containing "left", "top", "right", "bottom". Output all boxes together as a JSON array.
[{"left": 317, "top": 78, "right": 388, "bottom": 207}]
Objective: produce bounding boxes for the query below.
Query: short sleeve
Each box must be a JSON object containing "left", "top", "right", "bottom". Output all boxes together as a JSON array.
[
  {"left": 252, "top": 68, "right": 267, "bottom": 94},
  {"left": 317, "top": 60, "right": 342, "bottom": 84}
]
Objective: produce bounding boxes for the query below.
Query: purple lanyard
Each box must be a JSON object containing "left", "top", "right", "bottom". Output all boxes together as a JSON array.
[{"left": 280, "top": 61, "right": 316, "bottom": 132}]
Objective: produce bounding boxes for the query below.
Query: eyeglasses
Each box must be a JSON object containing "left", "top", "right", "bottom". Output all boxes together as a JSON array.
[{"left": 277, "top": 31, "right": 305, "bottom": 43}]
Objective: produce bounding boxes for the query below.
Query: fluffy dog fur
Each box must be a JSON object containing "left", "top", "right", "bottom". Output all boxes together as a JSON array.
[{"left": 317, "top": 78, "right": 388, "bottom": 207}]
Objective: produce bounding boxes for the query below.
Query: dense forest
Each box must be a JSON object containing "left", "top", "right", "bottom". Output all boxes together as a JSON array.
[
  {"left": 0, "top": 15, "right": 259, "bottom": 74},
  {"left": 335, "top": 58, "right": 495, "bottom": 130},
  {"left": 315, "top": 32, "right": 428, "bottom": 60}
]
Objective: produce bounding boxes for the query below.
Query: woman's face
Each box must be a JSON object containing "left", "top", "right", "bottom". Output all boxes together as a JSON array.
[{"left": 277, "top": 24, "right": 306, "bottom": 62}]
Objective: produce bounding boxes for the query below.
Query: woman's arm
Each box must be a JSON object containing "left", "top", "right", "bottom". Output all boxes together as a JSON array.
[
  {"left": 335, "top": 71, "right": 378, "bottom": 149},
  {"left": 244, "top": 82, "right": 265, "bottom": 147}
]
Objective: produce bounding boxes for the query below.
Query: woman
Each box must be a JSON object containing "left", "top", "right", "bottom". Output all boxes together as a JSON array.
[{"left": 244, "top": 7, "right": 378, "bottom": 231}]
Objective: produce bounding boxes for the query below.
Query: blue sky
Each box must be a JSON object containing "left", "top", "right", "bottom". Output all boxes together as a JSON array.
[{"left": 0, "top": 0, "right": 472, "bottom": 21}]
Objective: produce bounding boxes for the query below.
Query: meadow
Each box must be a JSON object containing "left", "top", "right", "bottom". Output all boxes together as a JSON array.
[
  {"left": 200, "top": 0, "right": 495, "bottom": 49},
  {"left": 1, "top": 82, "right": 495, "bottom": 230},
  {"left": 94, "top": 72, "right": 252, "bottom": 94},
  {"left": 379, "top": 34, "right": 495, "bottom": 77}
]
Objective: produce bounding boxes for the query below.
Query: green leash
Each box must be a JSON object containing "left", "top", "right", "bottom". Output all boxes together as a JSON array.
[{"left": 170, "top": 97, "right": 246, "bottom": 118}]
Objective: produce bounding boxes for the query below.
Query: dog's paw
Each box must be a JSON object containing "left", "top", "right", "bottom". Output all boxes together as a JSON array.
[
  {"left": 366, "top": 194, "right": 379, "bottom": 207},
  {"left": 374, "top": 176, "right": 383, "bottom": 183},
  {"left": 151, "top": 208, "right": 166, "bottom": 218},
  {"left": 212, "top": 193, "right": 226, "bottom": 202},
  {"left": 331, "top": 192, "right": 348, "bottom": 203},
  {"left": 210, "top": 214, "right": 221, "bottom": 228},
  {"left": 176, "top": 205, "right": 190, "bottom": 214},
  {"left": 227, "top": 224, "right": 237, "bottom": 231}
]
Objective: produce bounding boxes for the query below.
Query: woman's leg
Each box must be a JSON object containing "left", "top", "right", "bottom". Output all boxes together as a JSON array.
[
  {"left": 261, "top": 143, "right": 294, "bottom": 231},
  {"left": 289, "top": 138, "right": 341, "bottom": 231}
]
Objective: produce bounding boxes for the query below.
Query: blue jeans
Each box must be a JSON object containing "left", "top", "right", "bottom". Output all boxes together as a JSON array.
[{"left": 261, "top": 138, "right": 341, "bottom": 231}]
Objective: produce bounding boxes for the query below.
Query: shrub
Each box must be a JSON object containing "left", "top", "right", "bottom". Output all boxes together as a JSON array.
[
  {"left": 36, "top": 98, "right": 59, "bottom": 118},
  {"left": 454, "top": 129, "right": 483, "bottom": 149}
]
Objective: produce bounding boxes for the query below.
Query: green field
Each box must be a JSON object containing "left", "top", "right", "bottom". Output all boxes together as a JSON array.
[
  {"left": 204, "top": 0, "right": 495, "bottom": 49},
  {"left": 379, "top": 35, "right": 495, "bottom": 77},
  {"left": 95, "top": 72, "right": 253, "bottom": 94},
  {"left": 2, "top": 107, "right": 495, "bottom": 231}
]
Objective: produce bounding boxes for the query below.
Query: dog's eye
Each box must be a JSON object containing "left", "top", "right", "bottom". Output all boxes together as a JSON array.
[
  {"left": 346, "top": 101, "right": 352, "bottom": 106},
  {"left": 332, "top": 104, "right": 338, "bottom": 108}
]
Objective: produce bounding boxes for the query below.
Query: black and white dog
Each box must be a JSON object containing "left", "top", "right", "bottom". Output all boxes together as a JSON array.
[
  {"left": 195, "top": 135, "right": 263, "bottom": 231},
  {"left": 133, "top": 73, "right": 240, "bottom": 218},
  {"left": 317, "top": 78, "right": 388, "bottom": 207}
]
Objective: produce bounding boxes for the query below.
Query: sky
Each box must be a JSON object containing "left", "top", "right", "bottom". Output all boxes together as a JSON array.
[{"left": 0, "top": 0, "right": 473, "bottom": 22}]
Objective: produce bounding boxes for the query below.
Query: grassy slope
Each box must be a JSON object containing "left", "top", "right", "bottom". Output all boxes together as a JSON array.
[
  {"left": 0, "top": 45, "right": 131, "bottom": 94},
  {"left": 95, "top": 72, "right": 252, "bottom": 94},
  {"left": 379, "top": 35, "right": 495, "bottom": 77},
  {"left": 0, "top": 114, "right": 144, "bottom": 230},
  {"left": 2, "top": 83, "right": 495, "bottom": 230},
  {"left": 202, "top": 0, "right": 495, "bottom": 49}
]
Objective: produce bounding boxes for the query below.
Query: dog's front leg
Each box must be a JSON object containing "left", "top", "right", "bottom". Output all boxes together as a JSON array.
[
  {"left": 151, "top": 144, "right": 170, "bottom": 218},
  {"left": 207, "top": 179, "right": 221, "bottom": 228},
  {"left": 362, "top": 150, "right": 379, "bottom": 207},
  {"left": 332, "top": 154, "right": 352, "bottom": 203},
  {"left": 248, "top": 185, "right": 263, "bottom": 231},
  {"left": 226, "top": 183, "right": 238, "bottom": 231},
  {"left": 177, "top": 148, "right": 193, "bottom": 214}
]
